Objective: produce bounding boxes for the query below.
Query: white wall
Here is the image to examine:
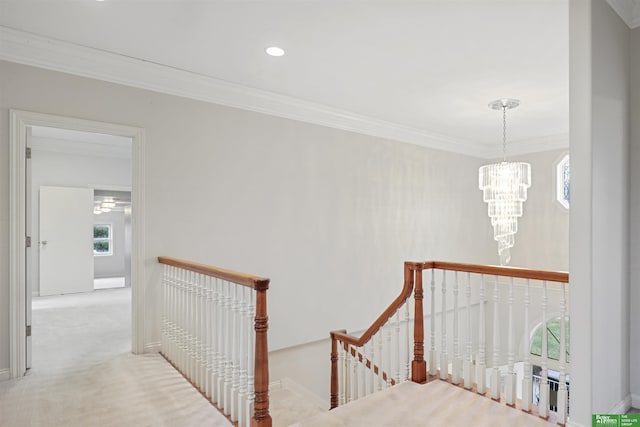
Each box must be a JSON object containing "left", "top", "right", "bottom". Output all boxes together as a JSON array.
[
  {"left": 629, "top": 26, "right": 640, "bottom": 406},
  {"left": 509, "top": 149, "right": 570, "bottom": 271},
  {"left": 0, "top": 60, "right": 571, "bottom": 401},
  {"left": 570, "top": 0, "right": 631, "bottom": 424},
  {"left": 94, "top": 209, "right": 126, "bottom": 278},
  {"left": 30, "top": 148, "right": 131, "bottom": 294}
]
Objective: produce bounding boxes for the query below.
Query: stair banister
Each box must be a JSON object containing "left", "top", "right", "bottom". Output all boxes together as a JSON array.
[{"left": 158, "top": 256, "right": 271, "bottom": 427}]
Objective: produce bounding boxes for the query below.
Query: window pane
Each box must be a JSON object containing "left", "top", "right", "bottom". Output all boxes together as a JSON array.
[
  {"left": 94, "top": 241, "right": 110, "bottom": 254},
  {"left": 94, "top": 225, "right": 110, "bottom": 238}
]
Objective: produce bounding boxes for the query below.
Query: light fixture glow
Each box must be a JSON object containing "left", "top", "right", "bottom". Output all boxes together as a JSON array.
[
  {"left": 101, "top": 202, "right": 116, "bottom": 208},
  {"left": 100, "top": 207, "right": 112, "bottom": 213},
  {"left": 266, "top": 46, "right": 285, "bottom": 57},
  {"left": 478, "top": 98, "right": 531, "bottom": 265}
]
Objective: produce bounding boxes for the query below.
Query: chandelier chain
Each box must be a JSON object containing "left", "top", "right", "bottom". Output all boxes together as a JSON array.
[{"left": 502, "top": 106, "right": 507, "bottom": 161}]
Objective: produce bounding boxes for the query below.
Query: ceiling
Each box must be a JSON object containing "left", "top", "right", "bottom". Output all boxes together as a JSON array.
[{"left": 0, "top": 1, "right": 575, "bottom": 157}]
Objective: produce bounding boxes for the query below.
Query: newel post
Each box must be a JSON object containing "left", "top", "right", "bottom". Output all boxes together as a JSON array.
[
  {"left": 251, "top": 280, "right": 272, "bottom": 427},
  {"left": 410, "top": 263, "right": 427, "bottom": 383},
  {"left": 329, "top": 330, "right": 346, "bottom": 409}
]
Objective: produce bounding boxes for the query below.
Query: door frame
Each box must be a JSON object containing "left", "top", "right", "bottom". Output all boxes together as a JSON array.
[{"left": 9, "top": 109, "right": 146, "bottom": 378}]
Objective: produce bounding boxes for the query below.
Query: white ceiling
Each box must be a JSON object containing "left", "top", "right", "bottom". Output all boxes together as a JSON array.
[{"left": 1, "top": 0, "right": 573, "bottom": 157}]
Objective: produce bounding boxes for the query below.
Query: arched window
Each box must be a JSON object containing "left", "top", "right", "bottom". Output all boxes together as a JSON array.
[
  {"left": 530, "top": 317, "right": 570, "bottom": 362},
  {"left": 556, "top": 154, "right": 570, "bottom": 210}
]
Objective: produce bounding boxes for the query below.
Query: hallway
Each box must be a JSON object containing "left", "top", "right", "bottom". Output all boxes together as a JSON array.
[{"left": 0, "top": 288, "right": 230, "bottom": 427}]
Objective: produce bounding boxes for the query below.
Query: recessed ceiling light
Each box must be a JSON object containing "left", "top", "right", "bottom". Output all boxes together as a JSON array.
[{"left": 266, "top": 46, "right": 285, "bottom": 57}]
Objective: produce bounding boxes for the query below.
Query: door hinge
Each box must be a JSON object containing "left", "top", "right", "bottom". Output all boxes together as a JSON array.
[
  {"left": 26, "top": 147, "right": 31, "bottom": 159},
  {"left": 26, "top": 325, "right": 31, "bottom": 337},
  {"left": 26, "top": 236, "right": 31, "bottom": 248}
]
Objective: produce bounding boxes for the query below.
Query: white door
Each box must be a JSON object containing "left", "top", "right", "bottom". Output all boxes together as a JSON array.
[{"left": 39, "top": 186, "right": 95, "bottom": 296}]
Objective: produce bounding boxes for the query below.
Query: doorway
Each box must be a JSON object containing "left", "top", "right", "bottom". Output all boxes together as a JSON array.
[{"left": 9, "top": 110, "right": 146, "bottom": 378}]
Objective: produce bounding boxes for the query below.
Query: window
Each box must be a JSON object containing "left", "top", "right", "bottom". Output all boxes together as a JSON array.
[
  {"left": 93, "top": 224, "right": 112, "bottom": 256},
  {"left": 556, "top": 154, "right": 570, "bottom": 209}
]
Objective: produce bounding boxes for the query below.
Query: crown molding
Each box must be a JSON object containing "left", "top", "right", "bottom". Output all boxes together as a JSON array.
[
  {"left": 606, "top": 0, "right": 640, "bottom": 29},
  {"left": 0, "top": 26, "right": 564, "bottom": 159},
  {"left": 483, "top": 133, "right": 570, "bottom": 160}
]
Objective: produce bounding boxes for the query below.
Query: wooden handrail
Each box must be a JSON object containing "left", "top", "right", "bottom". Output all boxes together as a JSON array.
[
  {"left": 331, "top": 262, "right": 421, "bottom": 348},
  {"left": 423, "top": 261, "right": 569, "bottom": 283},
  {"left": 158, "top": 256, "right": 271, "bottom": 427},
  {"left": 329, "top": 260, "right": 570, "bottom": 410},
  {"left": 158, "top": 256, "right": 270, "bottom": 290}
]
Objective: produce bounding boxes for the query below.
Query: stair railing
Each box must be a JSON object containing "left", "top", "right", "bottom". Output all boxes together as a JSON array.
[
  {"left": 330, "top": 262, "right": 423, "bottom": 408},
  {"left": 158, "top": 256, "right": 271, "bottom": 427},
  {"left": 330, "top": 261, "right": 570, "bottom": 425}
]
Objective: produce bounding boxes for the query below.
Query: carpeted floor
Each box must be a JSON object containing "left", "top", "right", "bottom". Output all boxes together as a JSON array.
[{"left": 0, "top": 288, "right": 231, "bottom": 427}]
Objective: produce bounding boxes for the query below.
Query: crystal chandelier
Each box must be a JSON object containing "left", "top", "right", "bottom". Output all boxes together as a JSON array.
[{"left": 479, "top": 99, "right": 531, "bottom": 265}]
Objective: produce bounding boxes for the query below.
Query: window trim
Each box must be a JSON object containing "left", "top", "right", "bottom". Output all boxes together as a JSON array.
[
  {"left": 555, "top": 153, "right": 570, "bottom": 211},
  {"left": 93, "top": 223, "right": 113, "bottom": 256}
]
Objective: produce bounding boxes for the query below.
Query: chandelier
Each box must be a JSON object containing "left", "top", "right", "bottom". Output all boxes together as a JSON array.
[{"left": 479, "top": 98, "right": 531, "bottom": 265}]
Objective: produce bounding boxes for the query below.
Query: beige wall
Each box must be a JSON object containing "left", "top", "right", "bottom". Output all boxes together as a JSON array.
[{"left": 0, "top": 60, "right": 502, "bottom": 374}]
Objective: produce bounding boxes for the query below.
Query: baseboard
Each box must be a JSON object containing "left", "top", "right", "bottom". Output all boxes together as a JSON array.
[
  {"left": 566, "top": 421, "right": 586, "bottom": 427},
  {"left": 143, "top": 341, "right": 161, "bottom": 354},
  {"left": 609, "top": 394, "right": 632, "bottom": 414},
  {"left": 0, "top": 368, "right": 9, "bottom": 381},
  {"left": 632, "top": 393, "right": 640, "bottom": 410}
]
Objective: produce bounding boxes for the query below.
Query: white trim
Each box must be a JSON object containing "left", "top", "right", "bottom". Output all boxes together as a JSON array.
[
  {"left": 606, "top": 0, "right": 640, "bottom": 29},
  {"left": 632, "top": 393, "right": 640, "bottom": 409},
  {"left": 0, "top": 26, "right": 565, "bottom": 159},
  {"left": 608, "top": 394, "right": 632, "bottom": 414},
  {"left": 9, "top": 110, "right": 146, "bottom": 379},
  {"left": 0, "top": 368, "right": 9, "bottom": 381},
  {"left": 144, "top": 341, "right": 161, "bottom": 354},
  {"left": 31, "top": 136, "right": 131, "bottom": 159}
]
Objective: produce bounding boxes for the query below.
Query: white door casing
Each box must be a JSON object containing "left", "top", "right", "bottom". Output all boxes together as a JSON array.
[
  {"left": 9, "top": 110, "right": 146, "bottom": 378},
  {"left": 39, "top": 186, "right": 95, "bottom": 296}
]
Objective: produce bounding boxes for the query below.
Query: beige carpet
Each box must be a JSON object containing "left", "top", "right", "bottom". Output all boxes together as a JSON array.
[
  {"left": 0, "top": 288, "right": 231, "bottom": 427},
  {"left": 290, "top": 380, "right": 555, "bottom": 427}
]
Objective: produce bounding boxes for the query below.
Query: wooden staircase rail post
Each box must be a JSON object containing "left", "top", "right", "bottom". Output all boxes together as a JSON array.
[
  {"left": 330, "top": 329, "right": 347, "bottom": 410},
  {"left": 411, "top": 263, "right": 427, "bottom": 383},
  {"left": 251, "top": 281, "right": 272, "bottom": 427}
]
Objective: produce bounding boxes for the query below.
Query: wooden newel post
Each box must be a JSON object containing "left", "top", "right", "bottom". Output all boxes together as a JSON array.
[
  {"left": 251, "top": 281, "right": 272, "bottom": 427},
  {"left": 411, "top": 265, "right": 427, "bottom": 383},
  {"left": 329, "top": 330, "right": 346, "bottom": 409}
]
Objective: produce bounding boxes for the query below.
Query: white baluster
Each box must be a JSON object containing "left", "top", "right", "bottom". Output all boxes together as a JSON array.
[
  {"left": 452, "top": 272, "right": 461, "bottom": 385},
  {"left": 491, "top": 275, "right": 501, "bottom": 400},
  {"left": 187, "top": 271, "right": 195, "bottom": 380},
  {"left": 224, "top": 281, "right": 233, "bottom": 414},
  {"left": 211, "top": 277, "right": 220, "bottom": 404},
  {"left": 386, "top": 323, "right": 392, "bottom": 387},
  {"left": 476, "top": 274, "right": 486, "bottom": 395},
  {"left": 557, "top": 281, "right": 568, "bottom": 424},
  {"left": 377, "top": 328, "right": 383, "bottom": 391},
  {"left": 539, "top": 280, "right": 549, "bottom": 418},
  {"left": 205, "top": 276, "right": 213, "bottom": 399},
  {"left": 194, "top": 273, "right": 202, "bottom": 390},
  {"left": 345, "top": 345, "right": 351, "bottom": 403},
  {"left": 429, "top": 269, "right": 437, "bottom": 376},
  {"left": 440, "top": 271, "right": 448, "bottom": 380},
  {"left": 352, "top": 345, "right": 359, "bottom": 400},
  {"left": 217, "top": 279, "right": 227, "bottom": 410},
  {"left": 521, "top": 279, "right": 532, "bottom": 411},
  {"left": 505, "top": 277, "right": 516, "bottom": 405},
  {"left": 245, "top": 289, "right": 256, "bottom": 426},
  {"left": 361, "top": 342, "right": 367, "bottom": 397},
  {"left": 231, "top": 284, "right": 240, "bottom": 422},
  {"left": 369, "top": 336, "right": 375, "bottom": 395},
  {"left": 161, "top": 265, "right": 167, "bottom": 357},
  {"left": 464, "top": 272, "right": 473, "bottom": 390},
  {"left": 395, "top": 309, "right": 401, "bottom": 383}
]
